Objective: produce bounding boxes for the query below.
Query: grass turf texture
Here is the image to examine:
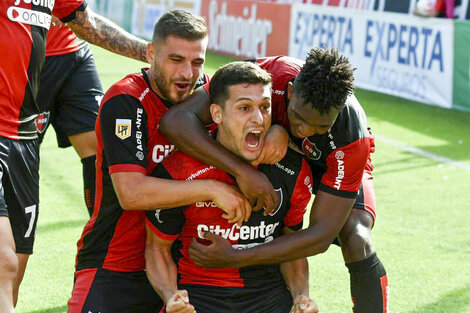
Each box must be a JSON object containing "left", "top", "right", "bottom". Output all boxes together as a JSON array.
[{"left": 15, "top": 46, "right": 470, "bottom": 313}]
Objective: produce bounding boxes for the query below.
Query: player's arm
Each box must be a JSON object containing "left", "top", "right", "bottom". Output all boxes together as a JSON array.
[
  {"left": 145, "top": 220, "right": 195, "bottom": 313},
  {"left": 189, "top": 148, "right": 367, "bottom": 266},
  {"left": 160, "top": 87, "right": 279, "bottom": 213},
  {"left": 67, "top": 6, "right": 148, "bottom": 62},
  {"left": 279, "top": 228, "right": 318, "bottom": 313},
  {"left": 111, "top": 172, "right": 250, "bottom": 224}
]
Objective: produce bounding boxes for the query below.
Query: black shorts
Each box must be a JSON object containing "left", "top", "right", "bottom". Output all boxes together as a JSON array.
[
  {"left": 37, "top": 44, "right": 103, "bottom": 148},
  {"left": 0, "top": 137, "right": 40, "bottom": 254},
  {"left": 177, "top": 283, "right": 293, "bottom": 313},
  {"left": 68, "top": 268, "right": 163, "bottom": 313}
]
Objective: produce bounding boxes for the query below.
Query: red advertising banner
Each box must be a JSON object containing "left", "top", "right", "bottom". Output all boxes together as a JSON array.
[{"left": 201, "top": 0, "right": 291, "bottom": 58}]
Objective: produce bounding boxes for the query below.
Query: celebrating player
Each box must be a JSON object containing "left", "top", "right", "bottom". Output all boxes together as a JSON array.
[
  {"left": 0, "top": 1, "right": 150, "bottom": 311},
  {"left": 67, "top": 10, "right": 252, "bottom": 312},
  {"left": 145, "top": 61, "right": 318, "bottom": 313},
  {"left": 160, "top": 48, "right": 389, "bottom": 313}
]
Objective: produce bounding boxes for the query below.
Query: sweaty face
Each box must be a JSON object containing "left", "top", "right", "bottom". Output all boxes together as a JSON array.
[
  {"left": 287, "top": 94, "right": 339, "bottom": 138},
  {"left": 214, "top": 84, "right": 272, "bottom": 162},
  {"left": 151, "top": 35, "right": 207, "bottom": 103}
]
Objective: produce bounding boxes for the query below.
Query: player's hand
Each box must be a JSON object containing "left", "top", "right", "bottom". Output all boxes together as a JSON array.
[
  {"left": 189, "top": 232, "right": 239, "bottom": 268},
  {"left": 51, "top": 15, "right": 64, "bottom": 27},
  {"left": 210, "top": 181, "right": 252, "bottom": 226},
  {"left": 252, "top": 125, "right": 289, "bottom": 166},
  {"left": 235, "top": 166, "right": 278, "bottom": 216},
  {"left": 290, "top": 295, "right": 319, "bottom": 313},
  {"left": 166, "top": 290, "right": 196, "bottom": 313}
]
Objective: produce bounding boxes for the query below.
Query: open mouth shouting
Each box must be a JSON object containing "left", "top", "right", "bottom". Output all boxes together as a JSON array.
[{"left": 244, "top": 129, "right": 264, "bottom": 152}]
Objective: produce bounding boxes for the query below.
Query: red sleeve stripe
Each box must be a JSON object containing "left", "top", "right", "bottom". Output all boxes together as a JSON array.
[
  {"left": 145, "top": 219, "right": 178, "bottom": 241},
  {"left": 108, "top": 164, "right": 147, "bottom": 175},
  {"left": 284, "top": 158, "right": 312, "bottom": 227}
]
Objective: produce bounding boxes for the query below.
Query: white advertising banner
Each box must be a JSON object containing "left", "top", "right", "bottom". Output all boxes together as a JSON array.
[
  {"left": 131, "top": 0, "right": 202, "bottom": 39},
  {"left": 288, "top": 5, "right": 454, "bottom": 108}
]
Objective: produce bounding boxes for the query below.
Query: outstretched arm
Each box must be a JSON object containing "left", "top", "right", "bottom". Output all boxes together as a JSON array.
[
  {"left": 189, "top": 190, "right": 354, "bottom": 267},
  {"left": 280, "top": 229, "right": 318, "bottom": 313},
  {"left": 160, "top": 87, "right": 279, "bottom": 213},
  {"left": 145, "top": 226, "right": 196, "bottom": 313},
  {"left": 68, "top": 6, "right": 148, "bottom": 62}
]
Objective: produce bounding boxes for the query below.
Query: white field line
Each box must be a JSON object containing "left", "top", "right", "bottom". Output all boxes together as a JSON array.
[{"left": 374, "top": 134, "right": 470, "bottom": 172}]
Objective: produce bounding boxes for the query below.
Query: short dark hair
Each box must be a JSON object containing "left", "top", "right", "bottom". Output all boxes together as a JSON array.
[
  {"left": 209, "top": 61, "right": 272, "bottom": 106},
  {"left": 293, "top": 48, "right": 355, "bottom": 115},
  {"left": 152, "top": 10, "right": 207, "bottom": 43}
]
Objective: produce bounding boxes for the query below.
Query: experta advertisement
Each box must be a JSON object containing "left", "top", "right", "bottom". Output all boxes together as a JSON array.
[
  {"left": 131, "top": 0, "right": 202, "bottom": 39},
  {"left": 289, "top": 4, "right": 454, "bottom": 108},
  {"left": 200, "top": 0, "right": 290, "bottom": 58}
]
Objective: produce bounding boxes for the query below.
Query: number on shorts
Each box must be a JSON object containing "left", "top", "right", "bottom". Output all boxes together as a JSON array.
[{"left": 24, "top": 205, "right": 36, "bottom": 238}]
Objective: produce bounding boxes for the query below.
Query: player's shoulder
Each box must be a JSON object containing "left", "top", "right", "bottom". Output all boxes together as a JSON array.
[
  {"left": 102, "top": 71, "right": 149, "bottom": 104},
  {"left": 162, "top": 151, "right": 218, "bottom": 181},
  {"left": 267, "top": 149, "right": 305, "bottom": 179},
  {"left": 257, "top": 55, "right": 304, "bottom": 71},
  {"left": 331, "top": 94, "right": 370, "bottom": 143}
]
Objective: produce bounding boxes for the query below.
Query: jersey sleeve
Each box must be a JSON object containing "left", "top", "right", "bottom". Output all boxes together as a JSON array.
[
  {"left": 145, "top": 207, "right": 185, "bottom": 241},
  {"left": 53, "top": 0, "right": 87, "bottom": 22},
  {"left": 99, "top": 95, "right": 149, "bottom": 175},
  {"left": 319, "top": 138, "right": 371, "bottom": 198},
  {"left": 284, "top": 158, "right": 313, "bottom": 231}
]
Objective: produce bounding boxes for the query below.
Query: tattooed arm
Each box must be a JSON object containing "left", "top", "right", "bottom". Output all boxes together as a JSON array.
[{"left": 68, "top": 7, "right": 148, "bottom": 63}]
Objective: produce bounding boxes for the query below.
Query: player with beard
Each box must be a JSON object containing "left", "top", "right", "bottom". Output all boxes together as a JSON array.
[
  {"left": 160, "top": 48, "right": 388, "bottom": 313},
  {"left": 145, "top": 61, "right": 318, "bottom": 313},
  {"left": 67, "top": 11, "right": 251, "bottom": 313}
]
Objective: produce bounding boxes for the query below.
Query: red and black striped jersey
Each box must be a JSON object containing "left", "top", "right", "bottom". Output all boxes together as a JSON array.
[
  {"left": 46, "top": 25, "right": 86, "bottom": 57},
  {"left": 75, "top": 69, "right": 209, "bottom": 272},
  {"left": 256, "top": 56, "right": 375, "bottom": 199},
  {"left": 0, "top": 0, "right": 86, "bottom": 140},
  {"left": 145, "top": 148, "right": 312, "bottom": 288}
]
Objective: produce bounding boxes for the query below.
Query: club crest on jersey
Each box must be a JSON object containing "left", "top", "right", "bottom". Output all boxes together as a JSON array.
[
  {"left": 302, "top": 138, "right": 322, "bottom": 160},
  {"left": 115, "top": 119, "right": 131, "bottom": 140},
  {"left": 268, "top": 188, "right": 283, "bottom": 216},
  {"left": 35, "top": 112, "right": 50, "bottom": 133}
]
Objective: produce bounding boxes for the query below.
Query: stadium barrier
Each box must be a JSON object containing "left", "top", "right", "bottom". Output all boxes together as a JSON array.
[{"left": 88, "top": 0, "right": 470, "bottom": 112}]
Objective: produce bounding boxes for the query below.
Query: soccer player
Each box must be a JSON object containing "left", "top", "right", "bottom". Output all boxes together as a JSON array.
[
  {"left": 145, "top": 61, "right": 318, "bottom": 313},
  {"left": 37, "top": 23, "right": 104, "bottom": 216},
  {"left": 0, "top": 1, "right": 149, "bottom": 311},
  {"left": 160, "top": 48, "right": 389, "bottom": 313},
  {"left": 67, "top": 10, "right": 251, "bottom": 313}
]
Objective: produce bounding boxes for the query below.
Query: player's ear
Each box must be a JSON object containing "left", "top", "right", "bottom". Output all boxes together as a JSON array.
[
  {"left": 210, "top": 103, "right": 223, "bottom": 124},
  {"left": 287, "top": 82, "right": 293, "bottom": 101},
  {"left": 146, "top": 43, "right": 155, "bottom": 65}
]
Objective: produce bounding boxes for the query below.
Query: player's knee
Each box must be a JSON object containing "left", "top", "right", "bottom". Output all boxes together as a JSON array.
[
  {"left": 340, "top": 228, "right": 372, "bottom": 252},
  {"left": 0, "top": 247, "right": 18, "bottom": 280}
]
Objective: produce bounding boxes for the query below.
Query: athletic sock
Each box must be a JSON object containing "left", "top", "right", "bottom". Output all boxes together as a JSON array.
[
  {"left": 81, "top": 155, "right": 96, "bottom": 216},
  {"left": 346, "top": 252, "right": 389, "bottom": 313}
]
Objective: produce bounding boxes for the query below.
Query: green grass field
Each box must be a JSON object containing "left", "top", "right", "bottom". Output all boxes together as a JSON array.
[{"left": 15, "top": 46, "right": 470, "bottom": 313}]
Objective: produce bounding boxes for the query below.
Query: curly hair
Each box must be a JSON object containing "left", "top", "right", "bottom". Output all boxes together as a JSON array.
[
  {"left": 209, "top": 61, "right": 272, "bottom": 106},
  {"left": 293, "top": 48, "right": 355, "bottom": 115}
]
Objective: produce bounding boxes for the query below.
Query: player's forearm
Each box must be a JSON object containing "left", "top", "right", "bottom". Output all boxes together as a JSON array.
[
  {"left": 69, "top": 7, "right": 148, "bottom": 62},
  {"left": 113, "top": 173, "right": 222, "bottom": 210},
  {"left": 280, "top": 258, "right": 309, "bottom": 298},
  {"left": 233, "top": 226, "right": 333, "bottom": 266},
  {"left": 145, "top": 245, "right": 178, "bottom": 303}
]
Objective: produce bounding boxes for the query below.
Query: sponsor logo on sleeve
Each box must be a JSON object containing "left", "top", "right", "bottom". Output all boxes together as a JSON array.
[
  {"left": 7, "top": 0, "right": 54, "bottom": 30},
  {"left": 154, "top": 209, "right": 163, "bottom": 223},
  {"left": 334, "top": 150, "right": 345, "bottom": 190},
  {"left": 115, "top": 119, "right": 131, "bottom": 140}
]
